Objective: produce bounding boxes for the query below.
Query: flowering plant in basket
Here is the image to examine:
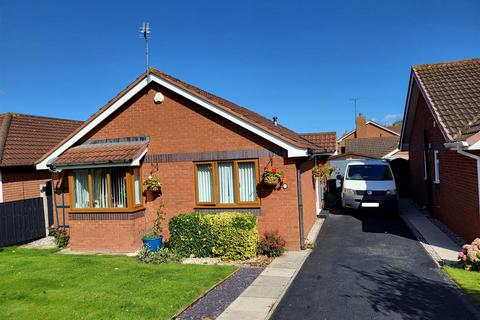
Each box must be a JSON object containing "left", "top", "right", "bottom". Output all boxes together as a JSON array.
[
  {"left": 262, "top": 166, "right": 284, "bottom": 186},
  {"left": 143, "top": 175, "right": 162, "bottom": 192},
  {"left": 312, "top": 163, "right": 336, "bottom": 181}
]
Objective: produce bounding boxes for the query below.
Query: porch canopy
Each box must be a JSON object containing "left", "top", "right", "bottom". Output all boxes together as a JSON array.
[{"left": 50, "top": 136, "right": 149, "bottom": 169}]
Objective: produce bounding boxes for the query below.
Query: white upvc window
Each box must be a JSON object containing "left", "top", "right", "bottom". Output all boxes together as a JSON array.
[
  {"left": 423, "top": 150, "right": 428, "bottom": 180},
  {"left": 433, "top": 150, "right": 440, "bottom": 184}
]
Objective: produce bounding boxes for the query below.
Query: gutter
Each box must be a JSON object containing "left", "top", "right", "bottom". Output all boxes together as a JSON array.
[{"left": 444, "top": 141, "right": 480, "bottom": 213}]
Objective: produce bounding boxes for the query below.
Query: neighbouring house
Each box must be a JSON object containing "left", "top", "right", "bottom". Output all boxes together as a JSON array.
[
  {"left": 36, "top": 68, "right": 335, "bottom": 253},
  {"left": 400, "top": 58, "right": 480, "bottom": 242},
  {"left": 345, "top": 136, "right": 407, "bottom": 160},
  {"left": 337, "top": 113, "right": 401, "bottom": 154},
  {"left": 0, "top": 113, "right": 82, "bottom": 203}
]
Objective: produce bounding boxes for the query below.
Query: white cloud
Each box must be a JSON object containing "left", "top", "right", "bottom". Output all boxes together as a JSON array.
[{"left": 381, "top": 113, "right": 402, "bottom": 124}]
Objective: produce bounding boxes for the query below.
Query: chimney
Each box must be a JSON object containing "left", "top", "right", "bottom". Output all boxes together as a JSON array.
[{"left": 355, "top": 113, "right": 367, "bottom": 138}]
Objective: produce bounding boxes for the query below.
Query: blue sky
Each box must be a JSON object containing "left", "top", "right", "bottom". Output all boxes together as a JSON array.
[{"left": 1, "top": 1, "right": 479, "bottom": 136}]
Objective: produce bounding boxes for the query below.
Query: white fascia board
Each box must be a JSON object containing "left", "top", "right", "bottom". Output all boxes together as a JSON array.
[
  {"left": 36, "top": 78, "right": 150, "bottom": 170},
  {"left": 382, "top": 148, "right": 399, "bottom": 159},
  {"left": 149, "top": 74, "right": 308, "bottom": 157},
  {"left": 468, "top": 140, "right": 480, "bottom": 150},
  {"left": 337, "top": 129, "right": 355, "bottom": 143},
  {"left": 366, "top": 121, "right": 401, "bottom": 136},
  {"left": 132, "top": 148, "right": 148, "bottom": 166}
]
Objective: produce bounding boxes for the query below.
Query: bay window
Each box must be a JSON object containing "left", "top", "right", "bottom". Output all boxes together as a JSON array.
[
  {"left": 70, "top": 167, "right": 143, "bottom": 211},
  {"left": 194, "top": 160, "right": 260, "bottom": 207}
]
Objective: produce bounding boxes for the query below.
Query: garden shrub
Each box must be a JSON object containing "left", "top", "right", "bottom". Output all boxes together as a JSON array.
[
  {"left": 458, "top": 238, "right": 480, "bottom": 271},
  {"left": 168, "top": 212, "right": 258, "bottom": 260},
  {"left": 136, "top": 246, "right": 181, "bottom": 264},
  {"left": 48, "top": 226, "right": 69, "bottom": 248},
  {"left": 168, "top": 213, "right": 215, "bottom": 258},
  {"left": 257, "top": 231, "right": 286, "bottom": 257}
]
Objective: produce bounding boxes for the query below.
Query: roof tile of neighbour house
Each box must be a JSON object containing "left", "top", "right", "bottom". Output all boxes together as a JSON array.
[
  {"left": 299, "top": 132, "right": 337, "bottom": 153},
  {"left": 0, "top": 113, "right": 82, "bottom": 167},
  {"left": 53, "top": 137, "right": 149, "bottom": 167},
  {"left": 345, "top": 136, "right": 400, "bottom": 159},
  {"left": 386, "top": 125, "right": 402, "bottom": 134},
  {"left": 413, "top": 58, "right": 480, "bottom": 140}
]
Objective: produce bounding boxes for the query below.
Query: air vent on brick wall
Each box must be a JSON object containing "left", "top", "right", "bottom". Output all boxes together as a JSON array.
[{"left": 154, "top": 92, "right": 164, "bottom": 104}]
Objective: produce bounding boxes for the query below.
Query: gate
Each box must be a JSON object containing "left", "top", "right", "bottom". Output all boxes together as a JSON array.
[{"left": 0, "top": 198, "right": 46, "bottom": 247}]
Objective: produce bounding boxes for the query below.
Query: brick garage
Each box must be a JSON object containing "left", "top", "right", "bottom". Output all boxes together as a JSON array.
[
  {"left": 41, "top": 68, "right": 332, "bottom": 253},
  {"left": 401, "top": 58, "right": 480, "bottom": 242}
]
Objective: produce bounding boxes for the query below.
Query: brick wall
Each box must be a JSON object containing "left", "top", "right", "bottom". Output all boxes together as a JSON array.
[
  {"left": 408, "top": 94, "right": 480, "bottom": 241},
  {"left": 1, "top": 167, "right": 51, "bottom": 202},
  {"left": 59, "top": 83, "right": 318, "bottom": 252}
]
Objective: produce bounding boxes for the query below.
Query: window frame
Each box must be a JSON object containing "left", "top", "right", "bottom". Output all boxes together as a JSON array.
[
  {"left": 69, "top": 166, "right": 144, "bottom": 212},
  {"left": 194, "top": 159, "right": 260, "bottom": 208},
  {"left": 433, "top": 150, "right": 440, "bottom": 184}
]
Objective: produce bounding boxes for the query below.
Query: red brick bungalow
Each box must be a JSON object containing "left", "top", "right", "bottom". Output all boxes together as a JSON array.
[
  {"left": 0, "top": 113, "right": 81, "bottom": 203},
  {"left": 400, "top": 58, "right": 480, "bottom": 242},
  {"left": 37, "top": 68, "right": 334, "bottom": 253}
]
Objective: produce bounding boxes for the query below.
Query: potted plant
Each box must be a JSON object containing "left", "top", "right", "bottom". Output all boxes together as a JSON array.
[
  {"left": 312, "top": 163, "right": 336, "bottom": 181},
  {"left": 142, "top": 203, "right": 165, "bottom": 252},
  {"left": 262, "top": 166, "right": 284, "bottom": 186},
  {"left": 143, "top": 175, "right": 162, "bottom": 201}
]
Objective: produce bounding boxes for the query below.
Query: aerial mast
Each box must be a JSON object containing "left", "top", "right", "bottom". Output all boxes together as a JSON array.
[{"left": 140, "top": 22, "right": 151, "bottom": 73}]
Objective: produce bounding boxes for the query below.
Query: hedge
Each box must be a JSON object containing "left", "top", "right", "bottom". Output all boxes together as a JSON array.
[{"left": 168, "top": 212, "right": 258, "bottom": 260}]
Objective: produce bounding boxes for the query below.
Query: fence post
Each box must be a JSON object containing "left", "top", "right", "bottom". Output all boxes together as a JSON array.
[{"left": 40, "top": 184, "right": 50, "bottom": 236}]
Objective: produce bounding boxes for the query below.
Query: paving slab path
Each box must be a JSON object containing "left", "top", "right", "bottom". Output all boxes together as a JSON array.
[{"left": 271, "top": 211, "right": 479, "bottom": 320}]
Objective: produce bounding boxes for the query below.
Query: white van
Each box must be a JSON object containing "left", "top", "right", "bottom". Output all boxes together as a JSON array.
[{"left": 340, "top": 159, "right": 398, "bottom": 211}]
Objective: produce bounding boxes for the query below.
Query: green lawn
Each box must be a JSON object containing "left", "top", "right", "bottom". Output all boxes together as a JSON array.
[
  {"left": 443, "top": 266, "right": 480, "bottom": 307},
  {"left": 0, "top": 247, "right": 236, "bottom": 320}
]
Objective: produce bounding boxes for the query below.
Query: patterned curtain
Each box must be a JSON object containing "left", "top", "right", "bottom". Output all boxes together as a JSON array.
[
  {"left": 218, "top": 162, "right": 235, "bottom": 204},
  {"left": 238, "top": 162, "right": 256, "bottom": 202}
]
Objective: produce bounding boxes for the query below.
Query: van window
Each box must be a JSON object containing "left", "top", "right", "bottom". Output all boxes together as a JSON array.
[{"left": 346, "top": 165, "right": 393, "bottom": 181}]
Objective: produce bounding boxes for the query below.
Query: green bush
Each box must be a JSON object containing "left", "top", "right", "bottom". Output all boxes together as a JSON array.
[
  {"left": 136, "top": 246, "right": 180, "bottom": 264},
  {"left": 168, "top": 212, "right": 258, "bottom": 260}
]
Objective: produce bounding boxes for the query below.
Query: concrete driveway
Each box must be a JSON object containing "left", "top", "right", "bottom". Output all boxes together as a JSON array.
[{"left": 271, "top": 211, "right": 478, "bottom": 320}]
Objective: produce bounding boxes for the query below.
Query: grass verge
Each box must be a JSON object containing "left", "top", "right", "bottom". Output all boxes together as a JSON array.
[
  {"left": 443, "top": 265, "right": 480, "bottom": 307},
  {"left": 0, "top": 247, "right": 236, "bottom": 319}
]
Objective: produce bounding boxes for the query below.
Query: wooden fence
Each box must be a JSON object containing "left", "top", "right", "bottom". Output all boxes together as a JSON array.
[{"left": 0, "top": 198, "right": 46, "bottom": 247}]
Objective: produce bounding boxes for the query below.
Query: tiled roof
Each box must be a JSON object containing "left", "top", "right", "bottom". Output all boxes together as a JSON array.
[
  {"left": 299, "top": 132, "right": 337, "bottom": 153},
  {"left": 38, "top": 69, "right": 317, "bottom": 164},
  {"left": 386, "top": 125, "right": 402, "bottom": 134},
  {"left": 413, "top": 58, "right": 480, "bottom": 140},
  {"left": 345, "top": 136, "right": 399, "bottom": 159},
  {"left": 0, "top": 113, "right": 82, "bottom": 167},
  {"left": 148, "top": 68, "right": 317, "bottom": 149},
  {"left": 53, "top": 137, "right": 148, "bottom": 167}
]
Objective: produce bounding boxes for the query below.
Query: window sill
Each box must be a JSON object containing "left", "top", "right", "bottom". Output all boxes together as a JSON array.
[
  {"left": 194, "top": 205, "right": 261, "bottom": 209},
  {"left": 69, "top": 207, "right": 145, "bottom": 213}
]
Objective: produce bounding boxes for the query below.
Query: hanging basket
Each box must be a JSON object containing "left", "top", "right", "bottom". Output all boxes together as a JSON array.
[{"left": 263, "top": 175, "right": 280, "bottom": 186}]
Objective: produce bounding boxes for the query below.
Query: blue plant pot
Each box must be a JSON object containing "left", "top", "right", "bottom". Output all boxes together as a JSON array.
[{"left": 142, "top": 235, "right": 163, "bottom": 252}]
